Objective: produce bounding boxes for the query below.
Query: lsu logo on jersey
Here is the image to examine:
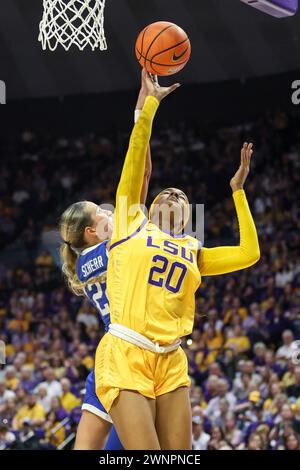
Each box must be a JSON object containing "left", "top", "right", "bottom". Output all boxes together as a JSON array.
[{"left": 146, "top": 235, "right": 200, "bottom": 295}]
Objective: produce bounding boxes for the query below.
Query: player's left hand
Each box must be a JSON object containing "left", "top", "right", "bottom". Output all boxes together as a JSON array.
[
  {"left": 230, "top": 142, "right": 253, "bottom": 192},
  {"left": 145, "top": 71, "right": 180, "bottom": 102}
]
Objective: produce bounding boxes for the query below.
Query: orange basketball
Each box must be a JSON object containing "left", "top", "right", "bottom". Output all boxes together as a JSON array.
[{"left": 135, "top": 21, "right": 191, "bottom": 76}]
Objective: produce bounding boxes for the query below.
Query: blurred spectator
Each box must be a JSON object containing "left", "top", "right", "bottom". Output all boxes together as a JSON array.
[
  {"left": 44, "top": 410, "right": 65, "bottom": 448},
  {"left": 223, "top": 413, "right": 243, "bottom": 448},
  {"left": 276, "top": 330, "right": 295, "bottom": 361},
  {"left": 12, "top": 393, "right": 46, "bottom": 430},
  {"left": 192, "top": 415, "right": 210, "bottom": 450},
  {"left": 76, "top": 300, "right": 99, "bottom": 330},
  {"left": 246, "top": 432, "right": 264, "bottom": 450},
  {"left": 208, "top": 426, "right": 228, "bottom": 450},
  {"left": 284, "top": 432, "right": 300, "bottom": 450},
  {"left": 38, "top": 368, "right": 62, "bottom": 399},
  {"left": 204, "top": 379, "right": 236, "bottom": 420},
  {"left": 0, "top": 397, "right": 17, "bottom": 427},
  {"left": 36, "top": 384, "right": 52, "bottom": 414},
  {"left": 0, "top": 423, "right": 16, "bottom": 449},
  {"left": 19, "top": 366, "right": 37, "bottom": 393},
  {"left": 5, "top": 366, "right": 19, "bottom": 391},
  {"left": 286, "top": 367, "right": 300, "bottom": 399},
  {"left": 224, "top": 325, "right": 251, "bottom": 354},
  {"left": 60, "top": 378, "right": 80, "bottom": 413},
  {"left": 48, "top": 397, "right": 68, "bottom": 422},
  {"left": 0, "top": 380, "right": 16, "bottom": 407},
  {"left": 281, "top": 360, "right": 296, "bottom": 389}
]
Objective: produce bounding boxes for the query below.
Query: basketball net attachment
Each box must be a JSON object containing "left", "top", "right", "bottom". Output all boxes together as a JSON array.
[{"left": 39, "top": 0, "right": 107, "bottom": 51}]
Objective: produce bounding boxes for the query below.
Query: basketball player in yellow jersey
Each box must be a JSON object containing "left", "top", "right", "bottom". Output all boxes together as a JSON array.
[{"left": 95, "top": 74, "right": 260, "bottom": 450}]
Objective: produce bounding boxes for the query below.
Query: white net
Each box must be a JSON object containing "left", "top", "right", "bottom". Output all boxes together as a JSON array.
[{"left": 39, "top": 0, "right": 107, "bottom": 51}]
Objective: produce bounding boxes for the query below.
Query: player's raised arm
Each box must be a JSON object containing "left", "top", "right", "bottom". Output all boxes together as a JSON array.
[
  {"left": 111, "top": 73, "right": 180, "bottom": 242},
  {"left": 199, "top": 143, "right": 260, "bottom": 276},
  {"left": 135, "top": 70, "right": 154, "bottom": 206}
]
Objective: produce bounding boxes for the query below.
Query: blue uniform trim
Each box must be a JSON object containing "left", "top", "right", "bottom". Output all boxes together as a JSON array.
[
  {"left": 82, "top": 370, "right": 112, "bottom": 423},
  {"left": 105, "top": 426, "right": 124, "bottom": 450}
]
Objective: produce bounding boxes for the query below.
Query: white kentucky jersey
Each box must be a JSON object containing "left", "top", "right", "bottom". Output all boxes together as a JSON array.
[{"left": 77, "top": 240, "right": 110, "bottom": 331}]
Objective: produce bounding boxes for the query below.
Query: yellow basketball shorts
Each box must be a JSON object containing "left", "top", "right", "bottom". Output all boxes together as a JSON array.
[{"left": 95, "top": 333, "right": 191, "bottom": 413}]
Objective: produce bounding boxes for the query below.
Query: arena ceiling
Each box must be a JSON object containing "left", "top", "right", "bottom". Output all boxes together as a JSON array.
[{"left": 0, "top": 0, "right": 300, "bottom": 100}]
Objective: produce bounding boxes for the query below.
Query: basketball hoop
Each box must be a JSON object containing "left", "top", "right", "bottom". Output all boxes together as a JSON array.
[{"left": 39, "top": 0, "right": 107, "bottom": 51}]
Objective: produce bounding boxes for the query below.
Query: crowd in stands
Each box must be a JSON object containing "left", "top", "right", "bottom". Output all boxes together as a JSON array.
[{"left": 0, "top": 108, "right": 299, "bottom": 449}]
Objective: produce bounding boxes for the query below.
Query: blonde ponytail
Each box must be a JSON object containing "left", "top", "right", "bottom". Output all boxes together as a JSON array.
[{"left": 59, "top": 201, "right": 92, "bottom": 296}]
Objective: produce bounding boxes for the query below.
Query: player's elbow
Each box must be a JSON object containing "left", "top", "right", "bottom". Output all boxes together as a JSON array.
[
  {"left": 254, "top": 246, "right": 261, "bottom": 264},
  {"left": 144, "top": 167, "right": 151, "bottom": 179},
  {"left": 239, "top": 243, "right": 260, "bottom": 269},
  {"left": 247, "top": 245, "right": 260, "bottom": 267}
]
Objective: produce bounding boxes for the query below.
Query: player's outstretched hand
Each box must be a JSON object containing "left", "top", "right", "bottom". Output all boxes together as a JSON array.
[
  {"left": 230, "top": 142, "right": 253, "bottom": 192},
  {"left": 144, "top": 71, "right": 180, "bottom": 102}
]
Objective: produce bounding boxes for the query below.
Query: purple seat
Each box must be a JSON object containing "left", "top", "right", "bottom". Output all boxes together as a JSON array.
[{"left": 240, "top": 0, "right": 298, "bottom": 17}]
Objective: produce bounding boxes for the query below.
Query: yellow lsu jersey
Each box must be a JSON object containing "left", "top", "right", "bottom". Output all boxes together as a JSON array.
[{"left": 107, "top": 216, "right": 201, "bottom": 345}]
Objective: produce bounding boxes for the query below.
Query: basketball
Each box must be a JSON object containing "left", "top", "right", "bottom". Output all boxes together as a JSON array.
[{"left": 135, "top": 21, "right": 191, "bottom": 76}]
